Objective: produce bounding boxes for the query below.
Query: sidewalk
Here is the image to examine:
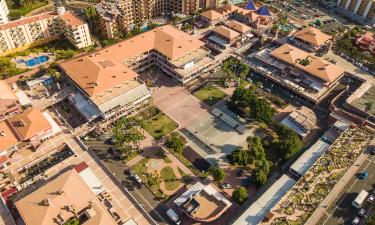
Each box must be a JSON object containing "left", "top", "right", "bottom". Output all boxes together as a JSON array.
[{"left": 305, "top": 152, "right": 369, "bottom": 225}]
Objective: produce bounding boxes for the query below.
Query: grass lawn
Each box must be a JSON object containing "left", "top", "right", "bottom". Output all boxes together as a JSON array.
[
  {"left": 160, "top": 166, "right": 180, "bottom": 191},
  {"left": 144, "top": 111, "right": 178, "bottom": 139},
  {"left": 194, "top": 84, "right": 227, "bottom": 106},
  {"left": 6, "top": 0, "right": 48, "bottom": 19},
  {"left": 177, "top": 167, "right": 193, "bottom": 184},
  {"left": 131, "top": 157, "right": 149, "bottom": 176}
]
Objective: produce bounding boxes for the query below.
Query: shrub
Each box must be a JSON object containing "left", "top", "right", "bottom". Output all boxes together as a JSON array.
[{"left": 233, "top": 187, "right": 248, "bottom": 205}]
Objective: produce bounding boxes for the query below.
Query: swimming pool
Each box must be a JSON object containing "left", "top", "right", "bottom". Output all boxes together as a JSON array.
[{"left": 23, "top": 55, "right": 49, "bottom": 67}]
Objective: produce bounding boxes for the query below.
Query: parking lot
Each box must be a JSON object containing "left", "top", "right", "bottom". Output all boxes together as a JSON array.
[
  {"left": 323, "top": 153, "right": 375, "bottom": 225},
  {"left": 273, "top": 0, "right": 343, "bottom": 34}
]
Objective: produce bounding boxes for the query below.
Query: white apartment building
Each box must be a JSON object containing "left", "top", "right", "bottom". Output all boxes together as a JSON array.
[
  {"left": 0, "top": 0, "right": 9, "bottom": 24},
  {"left": 0, "top": 7, "right": 92, "bottom": 56}
]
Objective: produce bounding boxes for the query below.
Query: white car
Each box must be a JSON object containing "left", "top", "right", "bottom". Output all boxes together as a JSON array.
[
  {"left": 367, "top": 195, "right": 374, "bottom": 203},
  {"left": 352, "top": 217, "right": 360, "bottom": 225},
  {"left": 133, "top": 175, "right": 142, "bottom": 184},
  {"left": 358, "top": 208, "right": 365, "bottom": 217}
]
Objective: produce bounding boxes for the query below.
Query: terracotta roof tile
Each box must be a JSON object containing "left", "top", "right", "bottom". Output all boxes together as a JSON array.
[
  {"left": 7, "top": 108, "right": 51, "bottom": 140},
  {"left": 271, "top": 44, "right": 344, "bottom": 83},
  {"left": 60, "top": 25, "right": 204, "bottom": 97},
  {"left": 15, "top": 169, "right": 117, "bottom": 225},
  {"left": 293, "top": 26, "right": 332, "bottom": 46}
]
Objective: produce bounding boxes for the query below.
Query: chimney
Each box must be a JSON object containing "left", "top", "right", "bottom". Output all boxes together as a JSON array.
[{"left": 0, "top": 130, "right": 5, "bottom": 136}]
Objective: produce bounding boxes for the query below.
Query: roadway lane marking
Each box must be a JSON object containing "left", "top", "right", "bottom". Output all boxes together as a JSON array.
[
  {"left": 132, "top": 187, "right": 167, "bottom": 223},
  {"left": 323, "top": 156, "right": 375, "bottom": 225}
]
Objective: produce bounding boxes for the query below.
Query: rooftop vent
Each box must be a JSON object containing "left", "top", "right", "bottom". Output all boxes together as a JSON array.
[{"left": 0, "top": 130, "right": 5, "bottom": 136}]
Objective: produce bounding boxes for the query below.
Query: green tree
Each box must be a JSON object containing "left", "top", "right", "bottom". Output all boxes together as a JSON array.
[
  {"left": 147, "top": 171, "right": 161, "bottom": 186},
  {"left": 113, "top": 117, "right": 145, "bottom": 150},
  {"left": 84, "top": 7, "right": 97, "bottom": 29},
  {"left": 227, "top": 148, "right": 251, "bottom": 166},
  {"left": 274, "top": 124, "right": 303, "bottom": 160},
  {"left": 252, "top": 159, "right": 269, "bottom": 186},
  {"left": 367, "top": 216, "right": 375, "bottom": 225},
  {"left": 165, "top": 132, "right": 185, "bottom": 154},
  {"left": 209, "top": 166, "right": 225, "bottom": 182},
  {"left": 47, "top": 67, "right": 60, "bottom": 81},
  {"left": 231, "top": 87, "right": 256, "bottom": 108},
  {"left": 232, "top": 187, "right": 248, "bottom": 205},
  {"left": 222, "top": 58, "right": 250, "bottom": 85},
  {"left": 250, "top": 98, "right": 276, "bottom": 125},
  {"left": 249, "top": 137, "right": 265, "bottom": 160}
]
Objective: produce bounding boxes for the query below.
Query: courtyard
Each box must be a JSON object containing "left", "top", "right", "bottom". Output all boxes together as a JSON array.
[{"left": 130, "top": 147, "right": 193, "bottom": 199}]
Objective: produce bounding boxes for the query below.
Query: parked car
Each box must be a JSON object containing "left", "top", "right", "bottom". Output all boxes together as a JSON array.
[
  {"left": 352, "top": 217, "right": 360, "bottom": 225},
  {"left": 242, "top": 176, "right": 251, "bottom": 188},
  {"left": 220, "top": 183, "right": 232, "bottom": 189},
  {"left": 166, "top": 208, "right": 181, "bottom": 225},
  {"left": 368, "top": 195, "right": 374, "bottom": 203},
  {"left": 133, "top": 174, "right": 142, "bottom": 184},
  {"left": 237, "top": 169, "right": 244, "bottom": 177},
  {"left": 358, "top": 208, "right": 366, "bottom": 217},
  {"left": 358, "top": 171, "right": 368, "bottom": 180}
]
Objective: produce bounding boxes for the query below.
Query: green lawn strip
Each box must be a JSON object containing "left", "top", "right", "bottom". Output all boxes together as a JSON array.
[
  {"left": 177, "top": 167, "right": 193, "bottom": 184},
  {"left": 194, "top": 84, "right": 227, "bottom": 106},
  {"left": 144, "top": 113, "right": 178, "bottom": 139},
  {"left": 160, "top": 166, "right": 179, "bottom": 191},
  {"left": 163, "top": 157, "right": 172, "bottom": 164}
]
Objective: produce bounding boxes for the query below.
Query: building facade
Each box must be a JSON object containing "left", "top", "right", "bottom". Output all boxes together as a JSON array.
[
  {"left": 96, "top": 0, "right": 199, "bottom": 39},
  {"left": 337, "top": 0, "right": 375, "bottom": 24},
  {"left": 200, "top": 2, "right": 274, "bottom": 28},
  {"left": 0, "top": 0, "right": 9, "bottom": 24},
  {"left": 0, "top": 7, "right": 92, "bottom": 56},
  {"left": 59, "top": 25, "right": 214, "bottom": 121}
]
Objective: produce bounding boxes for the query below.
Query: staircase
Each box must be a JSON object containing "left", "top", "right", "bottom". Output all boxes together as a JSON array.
[{"left": 180, "top": 128, "right": 217, "bottom": 155}]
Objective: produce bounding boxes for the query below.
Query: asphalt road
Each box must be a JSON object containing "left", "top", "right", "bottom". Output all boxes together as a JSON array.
[
  {"left": 323, "top": 153, "right": 375, "bottom": 225},
  {"left": 84, "top": 135, "right": 171, "bottom": 225}
]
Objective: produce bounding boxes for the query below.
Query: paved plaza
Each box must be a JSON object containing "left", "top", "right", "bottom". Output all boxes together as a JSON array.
[
  {"left": 186, "top": 112, "right": 256, "bottom": 165},
  {"left": 146, "top": 70, "right": 211, "bottom": 128}
]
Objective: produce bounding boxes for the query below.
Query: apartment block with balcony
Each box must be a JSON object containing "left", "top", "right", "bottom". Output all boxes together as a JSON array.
[
  {"left": 337, "top": 0, "right": 375, "bottom": 25},
  {"left": 0, "top": 0, "right": 9, "bottom": 24},
  {"left": 0, "top": 7, "right": 92, "bottom": 56},
  {"left": 96, "top": 0, "right": 199, "bottom": 39}
]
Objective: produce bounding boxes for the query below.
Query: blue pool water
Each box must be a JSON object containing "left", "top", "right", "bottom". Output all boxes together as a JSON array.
[
  {"left": 24, "top": 55, "right": 49, "bottom": 67},
  {"left": 140, "top": 25, "right": 150, "bottom": 32}
]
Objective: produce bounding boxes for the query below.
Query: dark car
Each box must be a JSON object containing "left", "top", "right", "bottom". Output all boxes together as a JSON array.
[
  {"left": 237, "top": 169, "right": 244, "bottom": 177},
  {"left": 242, "top": 176, "right": 251, "bottom": 188}
]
